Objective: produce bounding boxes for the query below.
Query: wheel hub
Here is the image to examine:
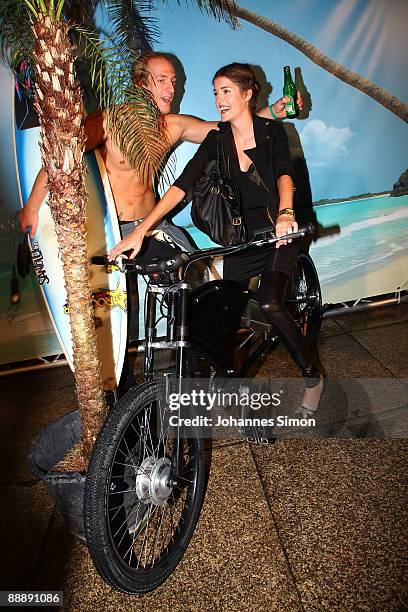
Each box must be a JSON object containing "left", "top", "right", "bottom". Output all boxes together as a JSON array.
[
  {"left": 135, "top": 456, "right": 173, "bottom": 506},
  {"left": 296, "top": 274, "right": 308, "bottom": 308}
]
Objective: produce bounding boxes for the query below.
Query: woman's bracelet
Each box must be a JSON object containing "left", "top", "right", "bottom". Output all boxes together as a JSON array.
[
  {"left": 269, "top": 104, "right": 279, "bottom": 120},
  {"left": 277, "top": 208, "right": 295, "bottom": 219}
]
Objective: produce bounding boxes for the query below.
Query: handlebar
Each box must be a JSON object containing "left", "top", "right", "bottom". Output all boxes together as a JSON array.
[
  {"left": 183, "top": 222, "right": 315, "bottom": 265},
  {"left": 91, "top": 223, "right": 315, "bottom": 275}
]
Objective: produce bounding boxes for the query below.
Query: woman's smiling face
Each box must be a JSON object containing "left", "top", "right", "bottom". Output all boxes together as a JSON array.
[{"left": 213, "top": 76, "right": 252, "bottom": 122}]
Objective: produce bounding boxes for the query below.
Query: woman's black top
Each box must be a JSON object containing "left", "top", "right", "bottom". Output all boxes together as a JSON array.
[{"left": 237, "top": 163, "right": 271, "bottom": 237}]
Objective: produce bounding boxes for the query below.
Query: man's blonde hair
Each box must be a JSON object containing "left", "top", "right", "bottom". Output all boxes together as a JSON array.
[{"left": 131, "top": 51, "right": 171, "bottom": 86}]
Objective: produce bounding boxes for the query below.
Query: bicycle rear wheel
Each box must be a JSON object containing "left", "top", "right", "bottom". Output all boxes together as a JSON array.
[
  {"left": 286, "top": 252, "right": 322, "bottom": 338},
  {"left": 84, "top": 381, "right": 206, "bottom": 594}
]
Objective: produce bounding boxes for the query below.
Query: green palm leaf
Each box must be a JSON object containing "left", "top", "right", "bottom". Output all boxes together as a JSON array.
[
  {"left": 163, "top": 0, "right": 238, "bottom": 28},
  {"left": 0, "top": 0, "right": 35, "bottom": 68},
  {"left": 0, "top": 0, "right": 170, "bottom": 184},
  {"left": 107, "top": 87, "right": 170, "bottom": 184},
  {"left": 105, "top": 0, "right": 158, "bottom": 55}
]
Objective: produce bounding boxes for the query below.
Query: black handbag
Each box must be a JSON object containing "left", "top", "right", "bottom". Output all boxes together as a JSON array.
[{"left": 191, "top": 137, "right": 247, "bottom": 246}]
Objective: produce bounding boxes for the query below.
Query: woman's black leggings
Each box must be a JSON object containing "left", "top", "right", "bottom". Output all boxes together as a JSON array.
[{"left": 258, "top": 270, "right": 321, "bottom": 388}]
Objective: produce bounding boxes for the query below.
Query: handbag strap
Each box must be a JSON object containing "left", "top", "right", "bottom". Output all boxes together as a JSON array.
[
  {"left": 215, "top": 134, "right": 243, "bottom": 214},
  {"left": 216, "top": 135, "right": 229, "bottom": 180}
]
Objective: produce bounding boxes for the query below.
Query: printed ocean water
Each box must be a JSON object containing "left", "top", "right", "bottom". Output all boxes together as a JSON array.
[
  {"left": 311, "top": 194, "right": 408, "bottom": 303},
  {"left": 185, "top": 193, "right": 408, "bottom": 305}
]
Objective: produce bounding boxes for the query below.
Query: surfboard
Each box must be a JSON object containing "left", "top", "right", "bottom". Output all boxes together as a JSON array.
[{"left": 14, "top": 90, "right": 127, "bottom": 390}]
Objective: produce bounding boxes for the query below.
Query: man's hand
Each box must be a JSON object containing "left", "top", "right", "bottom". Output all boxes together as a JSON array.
[
  {"left": 19, "top": 206, "right": 39, "bottom": 237},
  {"left": 275, "top": 216, "right": 298, "bottom": 248},
  {"left": 271, "top": 91, "right": 303, "bottom": 119},
  {"left": 108, "top": 226, "right": 145, "bottom": 261}
]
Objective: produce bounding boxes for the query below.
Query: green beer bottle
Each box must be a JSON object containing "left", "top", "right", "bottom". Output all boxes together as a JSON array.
[{"left": 283, "top": 66, "right": 299, "bottom": 118}]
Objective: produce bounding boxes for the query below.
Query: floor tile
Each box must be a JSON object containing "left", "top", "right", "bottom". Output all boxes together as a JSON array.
[
  {"left": 251, "top": 439, "right": 408, "bottom": 611},
  {"left": 0, "top": 482, "right": 55, "bottom": 590},
  {"left": 351, "top": 322, "right": 408, "bottom": 378},
  {"left": 333, "top": 301, "right": 408, "bottom": 333}
]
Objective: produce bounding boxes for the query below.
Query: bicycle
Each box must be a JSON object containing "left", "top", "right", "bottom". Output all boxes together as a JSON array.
[{"left": 84, "top": 224, "right": 321, "bottom": 594}]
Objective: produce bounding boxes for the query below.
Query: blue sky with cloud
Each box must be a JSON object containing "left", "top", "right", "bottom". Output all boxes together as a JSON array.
[
  {"left": 299, "top": 120, "right": 355, "bottom": 169},
  {"left": 153, "top": 0, "right": 408, "bottom": 202}
]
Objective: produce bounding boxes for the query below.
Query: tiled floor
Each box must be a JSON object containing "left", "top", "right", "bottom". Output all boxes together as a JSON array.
[{"left": 0, "top": 303, "right": 407, "bottom": 611}]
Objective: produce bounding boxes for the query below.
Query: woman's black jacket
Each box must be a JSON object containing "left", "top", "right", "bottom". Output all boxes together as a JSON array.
[{"left": 174, "top": 114, "right": 311, "bottom": 225}]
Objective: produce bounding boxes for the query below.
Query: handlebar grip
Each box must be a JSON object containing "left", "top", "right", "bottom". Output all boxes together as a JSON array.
[
  {"left": 91, "top": 256, "right": 108, "bottom": 266},
  {"left": 301, "top": 222, "right": 315, "bottom": 236},
  {"left": 282, "top": 223, "right": 315, "bottom": 241}
]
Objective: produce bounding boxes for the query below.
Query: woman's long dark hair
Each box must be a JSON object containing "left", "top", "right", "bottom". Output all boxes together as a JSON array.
[{"left": 213, "top": 63, "right": 261, "bottom": 112}]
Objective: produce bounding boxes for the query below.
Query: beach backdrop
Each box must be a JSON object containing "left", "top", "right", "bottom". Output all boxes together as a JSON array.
[{"left": 0, "top": 0, "right": 407, "bottom": 364}]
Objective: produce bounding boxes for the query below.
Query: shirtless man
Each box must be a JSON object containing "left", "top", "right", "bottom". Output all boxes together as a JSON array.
[{"left": 19, "top": 51, "right": 301, "bottom": 240}]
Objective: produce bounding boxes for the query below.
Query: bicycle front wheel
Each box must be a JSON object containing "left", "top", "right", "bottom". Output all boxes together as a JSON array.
[{"left": 84, "top": 381, "right": 206, "bottom": 594}]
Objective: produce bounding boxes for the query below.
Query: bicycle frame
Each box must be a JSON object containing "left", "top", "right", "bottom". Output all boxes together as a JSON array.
[
  {"left": 142, "top": 280, "right": 191, "bottom": 382},
  {"left": 132, "top": 225, "right": 315, "bottom": 384}
]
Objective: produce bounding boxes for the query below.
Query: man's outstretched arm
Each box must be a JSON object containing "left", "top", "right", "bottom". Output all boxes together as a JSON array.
[
  {"left": 165, "top": 114, "right": 218, "bottom": 145},
  {"left": 167, "top": 91, "right": 304, "bottom": 146},
  {"left": 19, "top": 169, "right": 48, "bottom": 237}
]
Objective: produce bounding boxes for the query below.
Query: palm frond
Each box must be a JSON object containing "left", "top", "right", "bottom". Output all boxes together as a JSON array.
[
  {"left": 1, "top": 0, "right": 170, "bottom": 184},
  {"left": 163, "top": 0, "right": 238, "bottom": 28},
  {"left": 0, "top": 0, "right": 36, "bottom": 69},
  {"left": 74, "top": 26, "right": 116, "bottom": 106},
  {"left": 106, "top": 85, "right": 171, "bottom": 185},
  {"left": 106, "top": 1, "right": 158, "bottom": 56},
  {"left": 61, "top": 0, "right": 100, "bottom": 25},
  {"left": 74, "top": 26, "right": 135, "bottom": 106}
]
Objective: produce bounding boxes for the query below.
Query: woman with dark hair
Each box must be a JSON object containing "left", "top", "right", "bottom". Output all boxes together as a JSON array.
[{"left": 109, "top": 62, "right": 324, "bottom": 416}]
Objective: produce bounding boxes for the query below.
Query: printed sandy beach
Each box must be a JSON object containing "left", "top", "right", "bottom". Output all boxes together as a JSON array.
[{"left": 319, "top": 249, "right": 408, "bottom": 305}]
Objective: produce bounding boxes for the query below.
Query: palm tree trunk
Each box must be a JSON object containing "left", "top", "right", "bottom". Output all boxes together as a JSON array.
[
  {"left": 32, "top": 15, "right": 107, "bottom": 470},
  {"left": 233, "top": 4, "right": 408, "bottom": 124}
]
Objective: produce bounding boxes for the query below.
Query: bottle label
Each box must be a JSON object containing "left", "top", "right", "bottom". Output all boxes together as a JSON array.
[{"left": 285, "top": 96, "right": 295, "bottom": 115}]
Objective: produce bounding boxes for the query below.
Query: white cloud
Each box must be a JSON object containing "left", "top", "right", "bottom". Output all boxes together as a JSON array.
[{"left": 300, "top": 119, "right": 355, "bottom": 168}]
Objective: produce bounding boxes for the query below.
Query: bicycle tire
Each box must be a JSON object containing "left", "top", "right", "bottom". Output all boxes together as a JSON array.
[
  {"left": 286, "top": 252, "right": 322, "bottom": 338},
  {"left": 84, "top": 380, "right": 206, "bottom": 594}
]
